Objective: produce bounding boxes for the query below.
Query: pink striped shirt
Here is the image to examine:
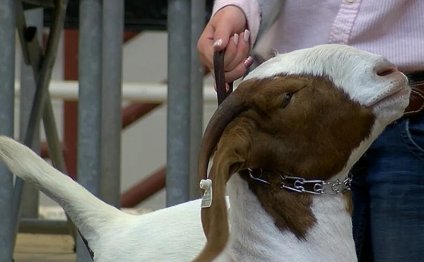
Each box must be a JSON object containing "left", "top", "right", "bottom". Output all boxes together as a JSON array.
[{"left": 213, "top": 0, "right": 424, "bottom": 72}]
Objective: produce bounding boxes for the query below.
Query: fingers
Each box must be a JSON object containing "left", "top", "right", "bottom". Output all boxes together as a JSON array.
[
  {"left": 207, "top": 30, "right": 251, "bottom": 83},
  {"left": 217, "top": 29, "right": 251, "bottom": 83},
  {"left": 224, "top": 56, "right": 254, "bottom": 83},
  {"left": 199, "top": 30, "right": 251, "bottom": 82},
  {"left": 224, "top": 30, "right": 250, "bottom": 72}
]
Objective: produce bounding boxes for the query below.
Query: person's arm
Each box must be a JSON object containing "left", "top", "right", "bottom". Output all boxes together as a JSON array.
[{"left": 212, "top": 0, "right": 283, "bottom": 46}]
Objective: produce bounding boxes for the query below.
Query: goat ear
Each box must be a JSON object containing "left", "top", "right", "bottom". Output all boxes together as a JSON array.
[
  {"left": 195, "top": 144, "right": 245, "bottom": 262},
  {"left": 195, "top": 79, "right": 258, "bottom": 261}
]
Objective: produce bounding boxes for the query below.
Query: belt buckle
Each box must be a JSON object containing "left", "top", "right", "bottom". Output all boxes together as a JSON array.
[
  {"left": 404, "top": 87, "right": 424, "bottom": 116},
  {"left": 404, "top": 71, "right": 424, "bottom": 116}
]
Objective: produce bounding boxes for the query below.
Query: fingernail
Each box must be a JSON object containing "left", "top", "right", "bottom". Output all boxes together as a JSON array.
[
  {"left": 233, "top": 33, "right": 239, "bottom": 45},
  {"left": 243, "top": 29, "right": 250, "bottom": 42},
  {"left": 244, "top": 56, "right": 253, "bottom": 67},
  {"left": 213, "top": 39, "right": 223, "bottom": 48}
]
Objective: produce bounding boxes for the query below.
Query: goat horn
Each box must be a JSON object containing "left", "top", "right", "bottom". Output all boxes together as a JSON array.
[{"left": 198, "top": 91, "right": 247, "bottom": 184}]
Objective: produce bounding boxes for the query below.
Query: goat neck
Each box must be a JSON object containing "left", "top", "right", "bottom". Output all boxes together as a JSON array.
[{"left": 220, "top": 174, "right": 357, "bottom": 262}]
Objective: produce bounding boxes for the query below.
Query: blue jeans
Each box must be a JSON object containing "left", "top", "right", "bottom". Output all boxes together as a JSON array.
[{"left": 351, "top": 113, "right": 424, "bottom": 262}]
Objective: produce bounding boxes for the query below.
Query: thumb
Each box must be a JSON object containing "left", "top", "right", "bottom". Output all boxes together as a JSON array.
[{"left": 213, "top": 24, "right": 233, "bottom": 52}]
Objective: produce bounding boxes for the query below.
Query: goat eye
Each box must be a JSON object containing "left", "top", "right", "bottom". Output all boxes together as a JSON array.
[{"left": 282, "top": 92, "right": 293, "bottom": 108}]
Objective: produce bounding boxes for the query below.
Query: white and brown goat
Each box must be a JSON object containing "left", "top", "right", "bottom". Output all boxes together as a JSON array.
[{"left": 0, "top": 44, "right": 409, "bottom": 261}]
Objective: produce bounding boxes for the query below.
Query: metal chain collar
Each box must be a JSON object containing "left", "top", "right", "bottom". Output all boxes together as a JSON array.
[{"left": 247, "top": 168, "right": 352, "bottom": 195}]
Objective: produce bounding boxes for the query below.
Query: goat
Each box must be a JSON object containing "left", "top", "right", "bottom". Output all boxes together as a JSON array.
[{"left": 0, "top": 44, "right": 409, "bottom": 261}]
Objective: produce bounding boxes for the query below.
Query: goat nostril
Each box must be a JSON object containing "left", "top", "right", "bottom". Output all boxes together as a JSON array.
[{"left": 376, "top": 67, "right": 397, "bottom": 77}]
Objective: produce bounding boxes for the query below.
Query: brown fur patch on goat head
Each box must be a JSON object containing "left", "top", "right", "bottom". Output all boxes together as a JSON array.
[{"left": 195, "top": 75, "right": 375, "bottom": 261}]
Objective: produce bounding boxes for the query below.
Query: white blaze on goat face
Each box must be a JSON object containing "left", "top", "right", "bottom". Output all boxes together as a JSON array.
[{"left": 245, "top": 44, "right": 410, "bottom": 122}]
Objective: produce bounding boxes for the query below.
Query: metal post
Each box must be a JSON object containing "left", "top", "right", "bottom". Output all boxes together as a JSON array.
[
  {"left": 12, "top": 0, "right": 69, "bottom": 249},
  {"left": 0, "top": 0, "right": 16, "bottom": 260},
  {"left": 100, "top": 0, "right": 123, "bottom": 207},
  {"left": 78, "top": 0, "right": 103, "bottom": 260},
  {"left": 189, "top": 0, "right": 206, "bottom": 199},
  {"left": 20, "top": 8, "right": 43, "bottom": 219},
  {"left": 167, "top": 0, "right": 192, "bottom": 206}
]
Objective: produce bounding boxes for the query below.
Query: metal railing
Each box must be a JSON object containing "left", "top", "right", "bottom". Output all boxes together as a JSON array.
[{"left": 0, "top": 0, "right": 207, "bottom": 261}]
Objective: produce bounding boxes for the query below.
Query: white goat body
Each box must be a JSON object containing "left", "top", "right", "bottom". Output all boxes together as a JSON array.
[{"left": 0, "top": 44, "right": 410, "bottom": 261}]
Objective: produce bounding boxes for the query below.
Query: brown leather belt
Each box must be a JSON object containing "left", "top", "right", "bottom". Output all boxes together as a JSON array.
[{"left": 404, "top": 71, "right": 424, "bottom": 116}]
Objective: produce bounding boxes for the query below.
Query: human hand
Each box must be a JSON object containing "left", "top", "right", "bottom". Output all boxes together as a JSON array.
[{"left": 197, "top": 6, "right": 254, "bottom": 84}]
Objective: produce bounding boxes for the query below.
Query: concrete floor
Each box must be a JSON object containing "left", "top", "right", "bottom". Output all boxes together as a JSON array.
[{"left": 14, "top": 234, "right": 76, "bottom": 262}]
